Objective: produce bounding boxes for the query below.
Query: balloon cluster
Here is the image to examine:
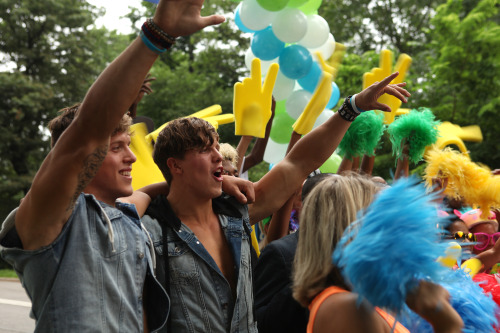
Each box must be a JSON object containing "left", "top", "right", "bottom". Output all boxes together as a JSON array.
[{"left": 234, "top": 0, "right": 341, "bottom": 168}]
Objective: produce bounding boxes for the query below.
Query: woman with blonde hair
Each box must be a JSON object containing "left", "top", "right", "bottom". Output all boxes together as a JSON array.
[{"left": 292, "top": 173, "right": 463, "bottom": 333}]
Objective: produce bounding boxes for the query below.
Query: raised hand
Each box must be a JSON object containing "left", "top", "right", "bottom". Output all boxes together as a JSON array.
[
  {"left": 363, "top": 50, "right": 412, "bottom": 124},
  {"left": 234, "top": 58, "right": 279, "bottom": 138},
  {"left": 153, "top": 0, "right": 226, "bottom": 38},
  {"left": 356, "top": 72, "right": 411, "bottom": 113}
]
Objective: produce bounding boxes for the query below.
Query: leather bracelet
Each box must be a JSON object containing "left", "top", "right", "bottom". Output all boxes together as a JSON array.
[{"left": 337, "top": 96, "right": 361, "bottom": 122}]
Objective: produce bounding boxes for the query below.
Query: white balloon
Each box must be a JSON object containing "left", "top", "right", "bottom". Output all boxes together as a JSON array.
[
  {"left": 313, "top": 109, "right": 335, "bottom": 129},
  {"left": 245, "top": 47, "right": 278, "bottom": 73},
  {"left": 298, "top": 15, "right": 330, "bottom": 49},
  {"left": 309, "top": 33, "right": 336, "bottom": 62},
  {"left": 240, "top": 0, "right": 277, "bottom": 32},
  {"left": 271, "top": 8, "right": 308, "bottom": 43},
  {"left": 286, "top": 89, "right": 312, "bottom": 120},
  {"left": 263, "top": 139, "right": 288, "bottom": 164},
  {"left": 273, "top": 71, "right": 296, "bottom": 101}
]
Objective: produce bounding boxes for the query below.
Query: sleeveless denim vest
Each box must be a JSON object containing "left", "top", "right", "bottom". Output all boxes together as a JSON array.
[
  {"left": 142, "top": 194, "right": 258, "bottom": 333},
  {"left": 0, "top": 193, "right": 169, "bottom": 332}
]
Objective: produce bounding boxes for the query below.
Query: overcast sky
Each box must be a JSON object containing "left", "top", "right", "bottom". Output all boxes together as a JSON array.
[{"left": 87, "top": 0, "right": 145, "bottom": 34}]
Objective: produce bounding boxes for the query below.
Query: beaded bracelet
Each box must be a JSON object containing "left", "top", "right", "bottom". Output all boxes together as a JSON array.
[
  {"left": 337, "top": 96, "right": 361, "bottom": 122},
  {"left": 146, "top": 18, "right": 177, "bottom": 46}
]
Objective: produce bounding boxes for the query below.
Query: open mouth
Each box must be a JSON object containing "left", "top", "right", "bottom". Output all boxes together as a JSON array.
[{"left": 213, "top": 167, "right": 224, "bottom": 181}]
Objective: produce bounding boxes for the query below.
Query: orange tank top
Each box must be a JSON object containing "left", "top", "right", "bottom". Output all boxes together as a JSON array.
[{"left": 307, "top": 286, "right": 410, "bottom": 333}]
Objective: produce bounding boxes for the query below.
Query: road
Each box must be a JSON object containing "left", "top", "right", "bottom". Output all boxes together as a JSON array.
[{"left": 0, "top": 279, "right": 35, "bottom": 333}]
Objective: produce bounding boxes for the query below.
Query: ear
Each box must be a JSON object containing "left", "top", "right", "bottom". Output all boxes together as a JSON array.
[{"left": 167, "top": 157, "right": 183, "bottom": 176}]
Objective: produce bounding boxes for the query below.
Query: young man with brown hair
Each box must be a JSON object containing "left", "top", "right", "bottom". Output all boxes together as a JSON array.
[
  {"left": 143, "top": 73, "right": 410, "bottom": 332},
  {"left": 0, "top": 1, "right": 227, "bottom": 331}
]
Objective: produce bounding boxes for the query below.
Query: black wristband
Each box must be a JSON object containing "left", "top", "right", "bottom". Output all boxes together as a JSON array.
[{"left": 337, "top": 96, "right": 361, "bottom": 122}]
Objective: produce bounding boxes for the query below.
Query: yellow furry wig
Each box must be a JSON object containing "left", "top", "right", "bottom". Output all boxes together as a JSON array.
[{"left": 424, "top": 147, "right": 499, "bottom": 218}]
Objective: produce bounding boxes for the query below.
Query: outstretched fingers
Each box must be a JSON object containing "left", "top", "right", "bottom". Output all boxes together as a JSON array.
[{"left": 384, "top": 84, "right": 410, "bottom": 103}]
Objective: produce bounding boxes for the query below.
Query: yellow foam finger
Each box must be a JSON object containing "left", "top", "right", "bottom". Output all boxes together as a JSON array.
[
  {"left": 130, "top": 122, "right": 165, "bottom": 190},
  {"left": 293, "top": 72, "right": 333, "bottom": 135}
]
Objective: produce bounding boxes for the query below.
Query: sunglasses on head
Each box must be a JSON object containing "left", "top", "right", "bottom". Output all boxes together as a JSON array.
[
  {"left": 452, "top": 231, "right": 476, "bottom": 242},
  {"left": 473, "top": 232, "right": 500, "bottom": 251}
]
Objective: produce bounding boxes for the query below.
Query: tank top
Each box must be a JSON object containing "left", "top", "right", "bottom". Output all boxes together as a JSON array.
[{"left": 307, "top": 286, "right": 409, "bottom": 333}]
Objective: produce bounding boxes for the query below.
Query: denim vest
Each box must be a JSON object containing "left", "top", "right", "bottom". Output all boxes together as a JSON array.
[
  {"left": 142, "top": 194, "right": 258, "bottom": 333},
  {"left": 0, "top": 193, "right": 169, "bottom": 332}
]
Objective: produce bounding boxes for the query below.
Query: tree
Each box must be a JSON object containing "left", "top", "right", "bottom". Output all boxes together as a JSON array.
[
  {"left": 125, "top": 0, "right": 250, "bottom": 147},
  {"left": 425, "top": 0, "right": 500, "bottom": 166},
  {"left": 0, "top": 0, "right": 129, "bottom": 219},
  {"left": 319, "top": 0, "right": 441, "bottom": 55}
]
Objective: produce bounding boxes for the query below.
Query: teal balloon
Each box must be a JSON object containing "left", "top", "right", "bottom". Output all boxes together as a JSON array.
[
  {"left": 251, "top": 26, "right": 285, "bottom": 61},
  {"left": 257, "top": 0, "right": 289, "bottom": 11},
  {"left": 279, "top": 45, "right": 312, "bottom": 79},
  {"left": 270, "top": 112, "right": 295, "bottom": 143},
  {"left": 319, "top": 153, "right": 342, "bottom": 173},
  {"left": 326, "top": 82, "right": 341, "bottom": 109},
  {"left": 298, "top": 61, "right": 321, "bottom": 92}
]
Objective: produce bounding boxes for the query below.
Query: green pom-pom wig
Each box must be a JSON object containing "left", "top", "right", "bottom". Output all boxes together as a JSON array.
[
  {"left": 338, "top": 112, "right": 385, "bottom": 160},
  {"left": 388, "top": 108, "right": 440, "bottom": 164}
]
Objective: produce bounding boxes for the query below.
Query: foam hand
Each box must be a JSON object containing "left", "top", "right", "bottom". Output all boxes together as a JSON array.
[
  {"left": 363, "top": 50, "right": 412, "bottom": 124},
  {"left": 292, "top": 72, "right": 333, "bottom": 135},
  {"left": 146, "top": 105, "right": 235, "bottom": 142},
  {"left": 234, "top": 58, "right": 279, "bottom": 138},
  {"left": 432, "top": 121, "right": 483, "bottom": 156},
  {"left": 325, "top": 42, "right": 346, "bottom": 81},
  {"left": 130, "top": 122, "right": 165, "bottom": 190}
]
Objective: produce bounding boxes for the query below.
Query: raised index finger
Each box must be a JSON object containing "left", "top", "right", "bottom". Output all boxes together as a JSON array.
[{"left": 375, "top": 72, "right": 399, "bottom": 89}]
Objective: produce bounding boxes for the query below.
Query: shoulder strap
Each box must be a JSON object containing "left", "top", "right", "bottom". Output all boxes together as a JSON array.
[
  {"left": 145, "top": 195, "right": 173, "bottom": 331},
  {"left": 307, "top": 286, "right": 348, "bottom": 333}
]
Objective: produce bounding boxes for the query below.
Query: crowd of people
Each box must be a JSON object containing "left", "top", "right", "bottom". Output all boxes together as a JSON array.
[{"left": 0, "top": 0, "right": 499, "bottom": 332}]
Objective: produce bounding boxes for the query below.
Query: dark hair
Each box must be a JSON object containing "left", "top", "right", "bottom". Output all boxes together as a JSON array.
[
  {"left": 302, "top": 173, "right": 333, "bottom": 201},
  {"left": 153, "top": 117, "right": 219, "bottom": 184},
  {"left": 48, "top": 103, "right": 132, "bottom": 148}
]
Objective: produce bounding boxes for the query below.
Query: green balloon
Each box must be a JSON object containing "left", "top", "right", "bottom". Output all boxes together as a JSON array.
[
  {"left": 319, "top": 153, "right": 342, "bottom": 173},
  {"left": 257, "top": 0, "right": 289, "bottom": 12},
  {"left": 270, "top": 112, "right": 295, "bottom": 144},
  {"left": 287, "top": 0, "right": 308, "bottom": 8},
  {"left": 298, "top": 0, "right": 322, "bottom": 15},
  {"left": 275, "top": 100, "right": 287, "bottom": 115}
]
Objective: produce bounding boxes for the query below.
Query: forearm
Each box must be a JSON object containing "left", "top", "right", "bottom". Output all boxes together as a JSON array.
[
  {"left": 266, "top": 195, "right": 295, "bottom": 244},
  {"left": 236, "top": 136, "right": 253, "bottom": 172},
  {"left": 78, "top": 38, "right": 157, "bottom": 139},
  {"left": 337, "top": 156, "right": 353, "bottom": 174},
  {"left": 287, "top": 113, "right": 350, "bottom": 177},
  {"left": 360, "top": 154, "right": 375, "bottom": 175}
]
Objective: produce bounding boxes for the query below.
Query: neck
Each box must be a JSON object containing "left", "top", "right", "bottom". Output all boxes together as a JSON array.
[{"left": 167, "top": 184, "right": 215, "bottom": 226}]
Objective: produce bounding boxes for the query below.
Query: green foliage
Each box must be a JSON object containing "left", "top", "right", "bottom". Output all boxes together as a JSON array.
[
  {"left": 0, "top": 269, "right": 17, "bottom": 277},
  {"left": 128, "top": 0, "right": 249, "bottom": 147},
  {"left": 426, "top": 0, "right": 500, "bottom": 167},
  {"left": 0, "top": 0, "right": 130, "bottom": 221},
  {"left": 319, "top": 0, "right": 441, "bottom": 54}
]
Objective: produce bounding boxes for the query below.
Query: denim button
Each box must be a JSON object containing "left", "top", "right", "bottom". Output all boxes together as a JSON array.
[{"left": 138, "top": 252, "right": 144, "bottom": 259}]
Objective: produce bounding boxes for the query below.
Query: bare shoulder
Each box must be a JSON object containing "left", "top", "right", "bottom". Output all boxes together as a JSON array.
[{"left": 313, "top": 292, "right": 388, "bottom": 333}]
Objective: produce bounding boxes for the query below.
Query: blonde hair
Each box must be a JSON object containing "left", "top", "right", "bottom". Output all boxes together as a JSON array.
[
  {"left": 292, "top": 173, "right": 378, "bottom": 307},
  {"left": 219, "top": 143, "right": 239, "bottom": 165}
]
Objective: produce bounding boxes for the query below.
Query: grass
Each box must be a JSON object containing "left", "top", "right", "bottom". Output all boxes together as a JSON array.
[{"left": 0, "top": 269, "right": 18, "bottom": 278}]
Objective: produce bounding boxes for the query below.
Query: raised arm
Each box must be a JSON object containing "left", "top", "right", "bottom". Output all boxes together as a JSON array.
[
  {"left": 249, "top": 72, "right": 410, "bottom": 223},
  {"left": 15, "top": 0, "right": 225, "bottom": 250}
]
